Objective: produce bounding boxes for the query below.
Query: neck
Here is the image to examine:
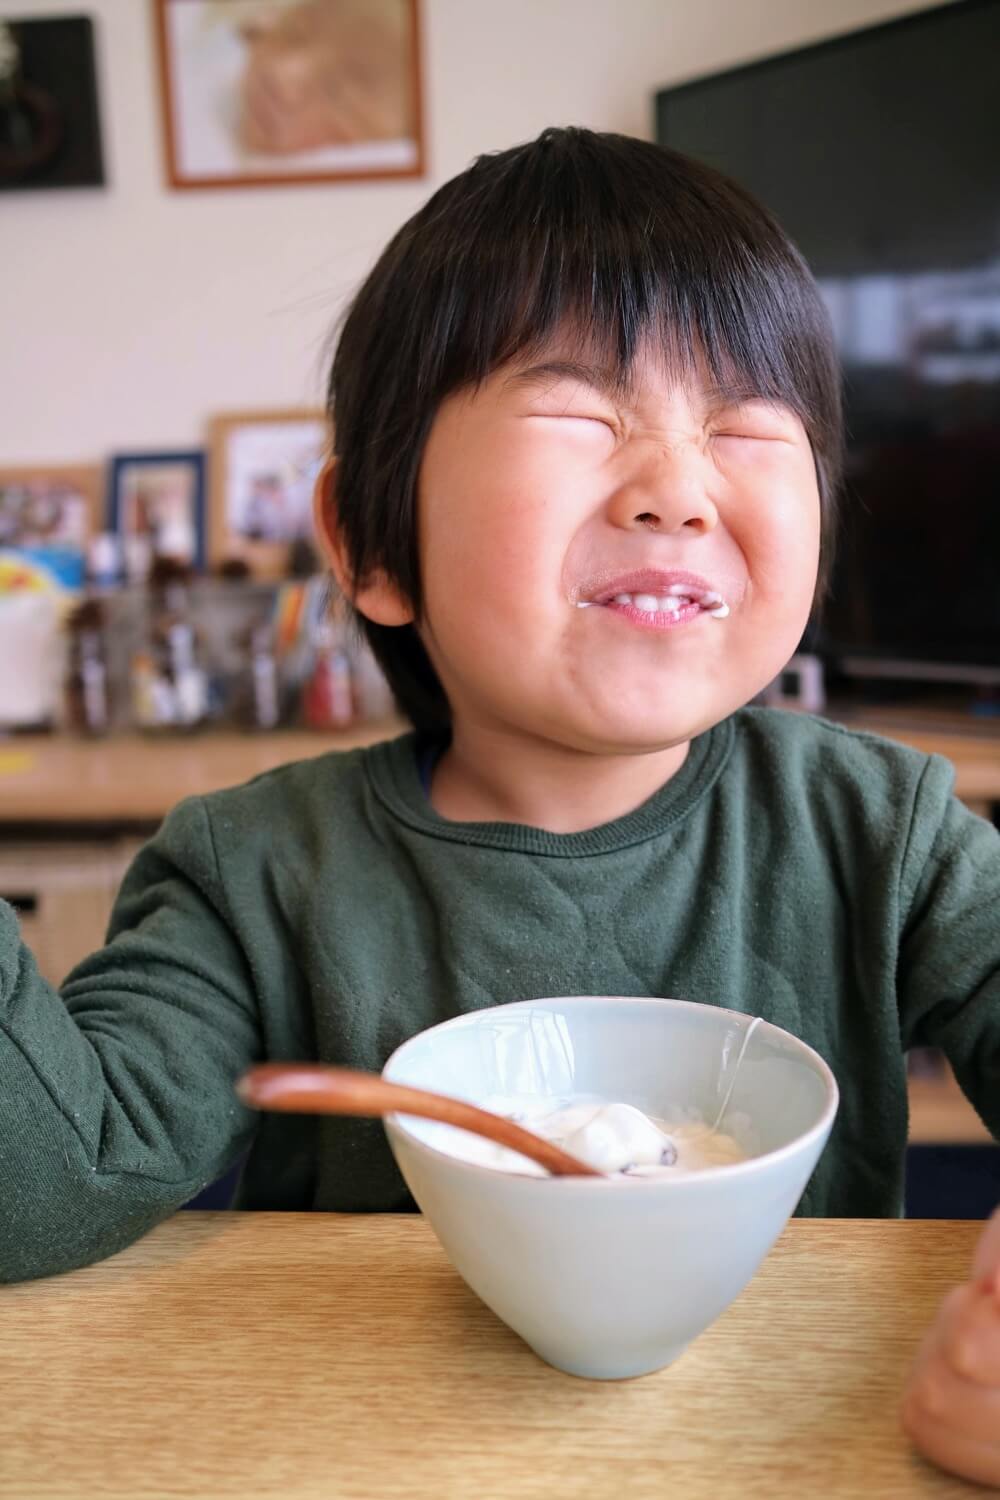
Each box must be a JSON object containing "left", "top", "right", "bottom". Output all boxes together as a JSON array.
[{"left": 429, "top": 722, "right": 690, "bottom": 833}]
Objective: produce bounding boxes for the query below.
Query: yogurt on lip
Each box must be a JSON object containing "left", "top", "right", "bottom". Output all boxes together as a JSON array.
[{"left": 430, "top": 1096, "right": 748, "bottom": 1177}]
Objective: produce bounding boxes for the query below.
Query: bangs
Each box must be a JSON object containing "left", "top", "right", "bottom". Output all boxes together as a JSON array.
[{"left": 421, "top": 129, "right": 836, "bottom": 431}]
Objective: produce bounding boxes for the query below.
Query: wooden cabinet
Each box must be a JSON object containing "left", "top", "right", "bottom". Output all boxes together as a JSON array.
[{"left": 0, "top": 839, "right": 143, "bottom": 987}]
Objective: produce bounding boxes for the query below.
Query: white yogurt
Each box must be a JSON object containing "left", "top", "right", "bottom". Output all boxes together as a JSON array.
[{"left": 431, "top": 1096, "right": 748, "bottom": 1177}]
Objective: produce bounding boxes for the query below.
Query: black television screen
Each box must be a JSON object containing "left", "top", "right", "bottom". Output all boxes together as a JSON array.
[{"left": 656, "top": 0, "right": 1000, "bottom": 681}]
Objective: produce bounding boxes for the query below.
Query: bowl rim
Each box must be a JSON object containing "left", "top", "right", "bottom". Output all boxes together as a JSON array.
[{"left": 382, "top": 995, "right": 840, "bottom": 1190}]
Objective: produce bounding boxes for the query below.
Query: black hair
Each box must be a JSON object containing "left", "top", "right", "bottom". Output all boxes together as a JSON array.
[{"left": 329, "top": 126, "right": 843, "bottom": 731}]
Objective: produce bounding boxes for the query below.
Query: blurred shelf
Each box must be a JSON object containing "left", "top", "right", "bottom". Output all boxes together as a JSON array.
[
  {"left": 908, "top": 1065, "right": 993, "bottom": 1145},
  {"left": 829, "top": 707, "right": 1000, "bottom": 815},
  {"left": 0, "top": 723, "right": 406, "bottom": 826}
]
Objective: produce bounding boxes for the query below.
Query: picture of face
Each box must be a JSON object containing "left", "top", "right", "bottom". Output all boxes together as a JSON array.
[
  {"left": 225, "top": 420, "right": 324, "bottom": 543},
  {"left": 0, "top": 470, "right": 94, "bottom": 549},
  {"left": 209, "top": 412, "right": 327, "bottom": 577},
  {"left": 156, "top": 0, "right": 423, "bottom": 188}
]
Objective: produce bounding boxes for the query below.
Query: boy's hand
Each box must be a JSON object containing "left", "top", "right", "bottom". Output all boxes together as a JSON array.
[{"left": 902, "top": 1209, "right": 1000, "bottom": 1486}]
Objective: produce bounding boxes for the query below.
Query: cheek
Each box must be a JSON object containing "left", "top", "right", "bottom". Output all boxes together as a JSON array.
[
  {"left": 727, "top": 457, "right": 821, "bottom": 601},
  {"left": 421, "top": 434, "right": 592, "bottom": 610}
]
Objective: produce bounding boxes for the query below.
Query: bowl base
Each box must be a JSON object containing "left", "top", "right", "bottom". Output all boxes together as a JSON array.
[{"left": 528, "top": 1339, "right": 691, "bottom": 1381}]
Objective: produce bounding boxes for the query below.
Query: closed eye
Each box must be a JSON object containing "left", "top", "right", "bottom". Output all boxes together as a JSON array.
[
  {"left": 710, "top": 402, "right": 798, "bottom": 444},
  {"left": 529, "top": 412, "right": 617, "bottom": 434},
  {"left": 534, "top": 410, "right": 612, "bottom": 423}
]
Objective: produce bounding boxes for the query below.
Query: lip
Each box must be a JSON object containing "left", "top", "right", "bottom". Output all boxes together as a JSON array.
[{"left": 576, "top": 569, "right": 723, "bottom": 606}]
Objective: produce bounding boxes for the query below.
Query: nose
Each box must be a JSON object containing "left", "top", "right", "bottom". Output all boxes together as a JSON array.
[{"left": 605, "top": 445, "right": 719, "bottom": 536}]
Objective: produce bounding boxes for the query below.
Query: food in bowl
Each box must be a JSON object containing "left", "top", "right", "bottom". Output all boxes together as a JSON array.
[{"left": 431, "top": 1096, "right": 748, "bottom": 1176}]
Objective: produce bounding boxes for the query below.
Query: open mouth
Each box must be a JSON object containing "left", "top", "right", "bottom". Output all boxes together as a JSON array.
[{"left": 577, "top": 576, "right": 730, "bottom": 621}]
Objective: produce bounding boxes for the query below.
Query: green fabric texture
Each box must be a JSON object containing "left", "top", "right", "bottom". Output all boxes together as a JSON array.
[{"left": 2, "top": 707, "right": 998, "bottom": 1282}]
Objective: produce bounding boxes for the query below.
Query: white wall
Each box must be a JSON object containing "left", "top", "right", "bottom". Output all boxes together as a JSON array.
[{"left": 0, "top": 0, "right": 949, "bottom": 463}]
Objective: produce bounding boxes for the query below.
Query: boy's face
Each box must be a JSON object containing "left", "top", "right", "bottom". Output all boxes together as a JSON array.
[{"left": 412, "top": 344, "right": 821, "bottom": 754}]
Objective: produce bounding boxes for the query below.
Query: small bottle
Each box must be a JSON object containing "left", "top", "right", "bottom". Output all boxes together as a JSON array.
[
  {"left": 86, "top": 533, "right": 122, "bottom": 592},
  {"left": 302, "top": 622, "right": 354, "bottom": 730},
  {"left": 129, "top": 649, "right": 161, "bottom": 730},
  {"left": 133, "top": 558, "right": 208, "bottom": 733},
  {"left": 233, "top": 620, "right": 283, "bottom": 731},
  {"left": 65, "top": 599, "right": 111, "bottom": 736}
]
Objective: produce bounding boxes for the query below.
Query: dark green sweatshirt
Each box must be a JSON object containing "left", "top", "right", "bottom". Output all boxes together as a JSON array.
[{"left": 2, "top": 708, "right": 998, "bottom": 1282}]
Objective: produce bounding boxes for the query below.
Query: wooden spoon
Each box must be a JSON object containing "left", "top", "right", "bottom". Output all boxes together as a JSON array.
[{"left": 236, "top": 1063, "right": 603, "bottom": 1178}]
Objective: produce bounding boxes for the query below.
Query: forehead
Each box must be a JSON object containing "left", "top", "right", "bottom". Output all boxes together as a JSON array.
[{"left": 497, "top": 338, "right": 790, "bottom": 416}]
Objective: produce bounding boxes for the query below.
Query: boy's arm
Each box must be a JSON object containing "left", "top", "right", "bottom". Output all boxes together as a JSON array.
[
  {"left": 0, "top": 797, "right": 261, "bottom": 1284},
  {"left": 897, "top": 758, "right": 1000, "bottom": 1138}
]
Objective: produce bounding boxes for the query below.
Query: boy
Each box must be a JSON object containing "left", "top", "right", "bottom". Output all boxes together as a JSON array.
[{"left": 1, "top": 129, "right": 998, "bottom": 1483}]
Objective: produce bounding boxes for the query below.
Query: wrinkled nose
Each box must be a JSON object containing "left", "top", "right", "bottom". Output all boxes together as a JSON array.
[{"left": 606, "top": 448, "right": 719, "bottom": 536}]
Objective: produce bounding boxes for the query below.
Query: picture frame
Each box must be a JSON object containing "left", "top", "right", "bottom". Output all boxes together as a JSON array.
[
  {"left": 208, "top": 409, "right": 329, "bottom": 578},
  {"left": 0, "top": 464, "right": 101, "bottom": 550},
  {"left": 109, "top": 451, "right": 207, "bottom": 574},
  {"left": 0, "top": 15, "right": 105, "bottom": 192},
  {"left": 153, "top": 0, "right": 425, "bottom": 191}
]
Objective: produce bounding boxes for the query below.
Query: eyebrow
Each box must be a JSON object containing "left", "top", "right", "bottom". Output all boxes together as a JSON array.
[
  {"left": 504, "top": 359, "right": 778, "bottom": 415},
  {"left": 504, "top": 360, "right": 633, "bottom": 402}
]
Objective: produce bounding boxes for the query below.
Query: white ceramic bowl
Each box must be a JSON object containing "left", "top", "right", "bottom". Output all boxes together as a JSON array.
[{"left": 382, "top": 996, "right": 838, "bottom": 1380}]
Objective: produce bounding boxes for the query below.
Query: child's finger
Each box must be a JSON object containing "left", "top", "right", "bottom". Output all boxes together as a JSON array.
[
  {"left": 907, "top": 1359, "right": 1000, "bottom": 1445},
  {"left": 972, "top": 1206, "right": 1000, "bottom": 1284},
  {"left": 934, "top": 1281, "right": 1000, "bottom": 1388},
  {"left": 902, "top": 1398, "right": 1000, "bottom": 1490}
]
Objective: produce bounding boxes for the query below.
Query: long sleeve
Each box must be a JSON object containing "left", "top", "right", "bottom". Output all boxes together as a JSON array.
[
  {"left": 0, "top": 797, "right": 261, "bottom": 1283},
  {"left": 897, "top": 756, "right": 1000, "bottom": 1140}
]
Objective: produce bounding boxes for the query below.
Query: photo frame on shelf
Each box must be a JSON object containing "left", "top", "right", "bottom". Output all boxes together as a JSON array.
[
  {"left": 208, "top": 409, "right": 328, "bottom": 579},
  {"left": 0, "top": 464, "right": 100, "bottom": 549},
  {"left": 153, "top": 0, "right": 424, "bottom": 191},
  {"left": 109, "top": 450, "right": 207, "bottom": 576}
]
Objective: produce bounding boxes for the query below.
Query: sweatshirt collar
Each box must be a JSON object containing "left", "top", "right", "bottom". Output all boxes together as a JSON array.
[{"left": 364, "top": 717, "right": 734, "bottom": 857}]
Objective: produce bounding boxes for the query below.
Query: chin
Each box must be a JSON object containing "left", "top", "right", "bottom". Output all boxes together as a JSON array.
[
  {"left": 579, "top": 692, "right": 740, "bottom": 752},
  {"left": 545, "top": 713, "right": 709, "bottom": 758}
]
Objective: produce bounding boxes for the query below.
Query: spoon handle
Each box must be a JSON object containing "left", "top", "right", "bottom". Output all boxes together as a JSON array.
[{"left": 236, "top": 1063, "right": 602, "bottom": 1178}]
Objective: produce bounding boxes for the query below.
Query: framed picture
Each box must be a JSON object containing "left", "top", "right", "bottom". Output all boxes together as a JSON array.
[
  {"left": 153, "top": 0, "right": 424, "bottom": 190},
  {"left": 0, "top": 465, "right": 100, "bottom": 550},
  {"left": 209, "top": 409, "right": 328, "bottom": 577},
  {"left": 0, "top": 16, "right": 105, "bottom": 192},
  {"left": 109, "top": 451, "right": 207, "bottom": 574}
]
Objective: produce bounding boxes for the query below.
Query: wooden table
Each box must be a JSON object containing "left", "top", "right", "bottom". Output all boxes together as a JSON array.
[{"left": 1, "top": 1214, "right": 984, "bottom": 1499}]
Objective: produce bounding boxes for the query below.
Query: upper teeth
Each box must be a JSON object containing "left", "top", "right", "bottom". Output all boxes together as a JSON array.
[{"left": 608, "top": 589, "right": 728, "bottom": 617}]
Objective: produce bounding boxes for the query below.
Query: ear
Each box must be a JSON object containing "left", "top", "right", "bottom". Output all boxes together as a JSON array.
[{"left": 312, "top": 460, "right": 415, "bottom": 627}]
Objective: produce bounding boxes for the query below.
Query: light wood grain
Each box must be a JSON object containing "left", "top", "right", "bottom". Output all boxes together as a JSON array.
[
  {"left": 0, "top": 1215, "right": 984, "bottom": 1500},
  {"left": 0, "top": 725, "right": 404, "bottom": 824},
  {"left": 0, "top": 840, "right": 137, "bottom": 983},
  {"left": 0, "top": 715, "right": 995, "bottom": 827},
  {"left": 909, "top": 1070, "right": 994, "bottom": 1145},
  {"left": 839, "top": 720, "right": 1000, "bottom": 814}
]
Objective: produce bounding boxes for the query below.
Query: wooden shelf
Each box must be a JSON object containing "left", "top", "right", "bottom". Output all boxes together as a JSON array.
[
  {"left": 829, "top": 708, "right": 1000, "bottom": 817},
  {"left": 908, "top": 1065, "right": 994, "bottom": 1145},
  {"left": 0, "top": 723, "right": 406, "bottom": 825}
]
